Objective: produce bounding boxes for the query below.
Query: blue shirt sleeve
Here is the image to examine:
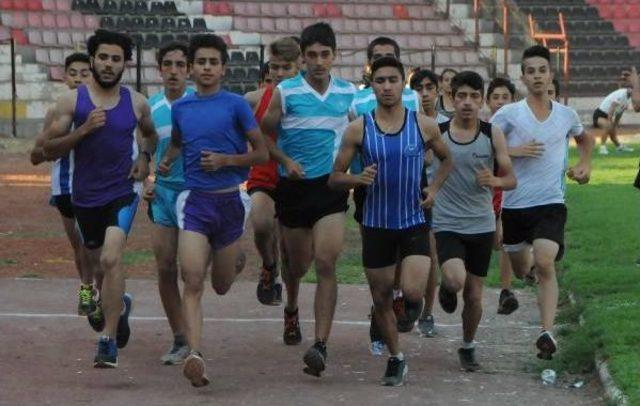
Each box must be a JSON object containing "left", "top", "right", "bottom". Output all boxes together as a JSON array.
[
  {"left": 235, "top": 97, "right": 259, "bottom": 134},
  {"left": 171, "top": 103, "right": 182, "bottom": 137}
]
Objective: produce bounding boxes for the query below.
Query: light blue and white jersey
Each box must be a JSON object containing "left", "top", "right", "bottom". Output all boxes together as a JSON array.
[
  {"left": 277, "top": 74, "right": 356, "bottom": 179},
  {"left": 149, "top": 87, "right": 195, "bottom": 188},
  {"left": 50, "top": 151, "right": 74, "bottom": 196},
  {"left": 349, "top": 86, "right": 420, "bottom": 175}
]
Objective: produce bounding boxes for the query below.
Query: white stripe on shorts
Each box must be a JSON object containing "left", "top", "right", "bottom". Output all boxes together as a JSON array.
[{"left": 176, "top": 190, "right": 190, "bottom": 230}]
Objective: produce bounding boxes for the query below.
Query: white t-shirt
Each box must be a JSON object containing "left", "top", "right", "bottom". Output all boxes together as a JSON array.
[
  {"left": 490, "top": 99, "right": 584, "bottom": 209},
  {"left": 598, "top": 88, "right": 631, "bottom": 116}
]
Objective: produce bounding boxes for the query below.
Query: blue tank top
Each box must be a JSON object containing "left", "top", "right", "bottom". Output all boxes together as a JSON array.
[
  {"left": 361, "top": 109, "right": 426, "bottom": 230},
  {"left": 72, "top": 85, "right": 138, "bottom": 207}
]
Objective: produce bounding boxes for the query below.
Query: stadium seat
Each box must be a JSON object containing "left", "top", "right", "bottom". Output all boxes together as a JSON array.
[
  {"left": 55, "top": 0, "right": 70, "bottom": 11},
  {"left": 164, "top": 1, "right": 177, "bottom": 14},
  {"left": 120, "top": 0, "right": 134, "bottom": 13},
  {"left": 629, "top": 20, "right": 640, "bottom": 32},
  {"left": 150, "top": 1, "right": 164, "bottom": 14},
  {"left": 43, "top": 30, "right": 57, "bottom": 46},
  {"left": 41, "top": 0, "right": 55, "bottom": 10},
  {"left": 116, "top": 17, "right": 130, "bottom": 32},
  {"left": 70, "top": 13, "right": 84, "bottom": 29},
  {"left": 71, "top": 30, "right": 85, "bottom": 44},
  {"left": 12, "top": 12, "right": 28, "bottom": 28},
  {"left": 176, "top": 33, "right": 189, "bottom": 43},
  {"left": 71, "top": 0, "right": 83, "bottom": 11},
  {"left": 42, "top": 13, "right": 56, "bottom": 28},
  {"left": 27, "top": 11, "right": 42, "bottom": 27},
  {"left": 85, "top": 0, "right": 99, "bottom": 12},
  {"left": 36, "top": 48, "right": 50, "bottom": 64},
  {"left": 145, "top": 16, "right": 159, "bottom": 31},
  {"left": 57, "top": 31, "right": 72, "bottom": 46},
  {"left": 28, "top": 0, "right": 43, "bottom": 11},
  {"left": 144, "top": 34, "right": 159, "bottom": 48},
  {"left": 130, "top": 33, "right": 144, "bottom": 46},
  {"left": 230, "top": 51, "right": 245, "bottom": 65},
  {"left": 192, "top": 17, "right": 207, "bottom": 31},
  {"left": 326, "top": 3, "right": 341, "bottom": 17},
  {"left": 218, "top": 1, "right": 232, "bottom": 15},
  {"left": 28, "top": 30, "right": 43, "bottom": 45},
  {"left": 134, "top": 0, "right": 147, "bottom": 14},
  {"left": 132, "top": 16, "right": 145, "bottom": 31},
  {"left": 161, "top": 17, "right": 176, "bottom": 31},
  {"left": 84, "top": 14, "right": 97, "bottom": 29},
  {"left": 177, "top": 17, "right": 191, "bottom": 31},
  {"left": 100, "top": 16, "right": 115, "bottom": 30},
  {"left": 56, "top": 14, "right": 70, "bottom": 29},
  {"left": 103, "top": 0, "right": 117, "bottom": 13},
  {"left": 160, "top": 33, "right": 175, "bottom": 45},
  {"left": 247, "top": 67, "right": 259, "bottom": 81}
]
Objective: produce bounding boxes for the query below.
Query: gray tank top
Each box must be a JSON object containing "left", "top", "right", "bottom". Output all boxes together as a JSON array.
[{"left": 432, "top": 120, "right": 496, "bottom": 234}]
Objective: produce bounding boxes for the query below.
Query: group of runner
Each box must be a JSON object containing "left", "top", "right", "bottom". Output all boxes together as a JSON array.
[{"left": 30, "top": 23, "right": 609, "bottom": 387}]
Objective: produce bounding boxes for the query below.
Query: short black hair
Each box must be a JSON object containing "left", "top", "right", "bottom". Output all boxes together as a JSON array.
[
  {"left": 487, "top": 77, "right": 516, "bottom": 99},
  {"left": 188, "top": 34, "right": 228, "bottom": 65},
  {"left": 87, "top": 29, "right": 133, "bottom": 61},
  {"left": 410, "top": 68, "right": 439, "bottom": 90},
  {"left": 300, "top": 22, "right": 336, "bottom": 53},
  {"left": 156, "top": 41, "right": 188, "bottom": 66},
  {"left": 440, "top": 68, "right": 458, "bottom": 79},
  {"left": 366, "top": 37, "right": 400, "bottom": 62},
  {"left": 64, "top": 52, "right": 90, "bottom": 70},
  {"left": 551, "top": 78, "right": 560, "bottom": 97},
  {"left": 260, "top": 62, "right": 270, "bottom": 81},
  {"left": 451, "top": 71, "right": 484, "bottom": 97},
  {"left": 370, "top": 56, "right": 405, "bottom": 81},
  {"left": 521, "top": 44, "right": 550, "bottom": 73}
]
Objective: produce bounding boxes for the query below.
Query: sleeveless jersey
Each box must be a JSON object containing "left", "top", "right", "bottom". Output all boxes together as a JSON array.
[
  {"left": 247, "top": 86, "right": 279, "bottom": 191},
  {"left": 361, "top": 109, "right": 426, "bottom": 230},
  {"left": 50, "top": 150, "right": 74, "bottom": 196},
  {"left": 72, "top": 85, "right": 138, "bottom": 207}
]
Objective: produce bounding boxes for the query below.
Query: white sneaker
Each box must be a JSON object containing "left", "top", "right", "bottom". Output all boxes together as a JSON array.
[
  {"left": 599, "top": 145, "right": 609, "bottom": 155},
  {"left": 161, "top": 342, "right": 190, "bottom": 365},
  {"left": 617, "top": 144, "right": 634, "bottom": 152}
]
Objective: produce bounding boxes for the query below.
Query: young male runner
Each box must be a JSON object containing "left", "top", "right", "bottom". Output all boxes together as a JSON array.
[
  {"left": 157, "top": 34, "right": 268, "bottom": 387},
  {"left": 30, "top": 53, "right": 95, "bottom": 316},
  {"left": 349, "top": 37, "right": 423, "bottom": 355},
  {"left": 491, "top": 45, "right": 594, "bottom": 360},
  {"left": 244, "top": 37, "right": 301, "bottom": 306},
  {"left": 593, "top": 69, "right": 640, "bottom": 154},
  {"left": 409, "top": 68, "right": 450, "bottom": 338},
  {"left": 434, "top": 71, "right": 516, "bottom": 371},
  {"left": 261, "top": 22, "right": 356, "bottom": 377},
  {"left": 43, "top": 30, "right": 158, "bottom": 368},
  {"left": 329, "top": 57, "right": 452, "bottom": 385},
  {"left": 143, "top": 42, "right": 194, "bottom": 365},
  {"left": 436, "top": 68, "right": 458, "bottom": 118},
  {"left": 486, "top": 77, "right": 519, "bottom": 315}
]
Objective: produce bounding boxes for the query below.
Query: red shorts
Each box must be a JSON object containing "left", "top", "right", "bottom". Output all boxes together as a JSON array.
[
  {"left": 493, "top": 188, "right": 503, "bottom": 218},
  {"left": 247, "top": 160, "right": 278, "bottom": 192}
]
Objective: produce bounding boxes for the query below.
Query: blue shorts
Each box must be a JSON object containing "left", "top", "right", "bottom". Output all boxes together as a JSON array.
[
  {"left": 148, "top": 183, "right": 183, "bottom": 228},
  {"left": 177, "top": 189, "right": 245, "bottom": 250},
  {"left": 73, "top": 193, "right": 139, "bottom": 249}
]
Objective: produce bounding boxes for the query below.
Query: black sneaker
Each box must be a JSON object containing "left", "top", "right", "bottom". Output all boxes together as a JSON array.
[
  {"left": 283, "top": 307, "right": 302, "bottom": 345},
  {"left": 303, "top": 341, "right": 327, "bottom": 377},
  {"left": 536, "top": 331, "right": 557, "bottom": 360},
  {"left": 497, "top": 289, "right": 519, "bottom": 315},
  {"left": 458, "top": 348, "right": 480, "bottom": 372},
  {"left": 438, "top": 286, "right": 457, "bottom": 314},
  {"left": 417, "top": 314, "right": 436, "bottom": 337},
  {"left": 381, "top": 356, "right": 408, "bottom": 386},
  {"left": 116, "top": 293, "right": 133, "bottom": 349},
  {"left": 94, "top": 336, "right": 118, "bottom": 368},
  {"left": 256, "top": 265, "right": 282, "bottom": 306},
  {"left": 87, "top": 301, "right": 105, "bottom": 332},
  {"left": 397, "top": 298, "right": 423, "bottom": 333}
]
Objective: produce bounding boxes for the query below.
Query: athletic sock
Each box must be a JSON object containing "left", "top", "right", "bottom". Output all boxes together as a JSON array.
[
  {"left": 391, "top": 352, "right": 404, "bottom": 361},
  {"left": 120, "top": 298, "right": 127, "bottom": 316},
  {"left": 462, "top": 340, "right": 475, "bottom": 350},
  {"left": 393, "top": 289, "right": 403, "bottom": 300},
  {"left": 81, "top": 283, "right": 93, "bottom": 290}
]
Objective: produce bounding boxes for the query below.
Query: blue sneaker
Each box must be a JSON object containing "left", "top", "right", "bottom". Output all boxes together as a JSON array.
[
  {"left": 116, "top": 293, "right": 133, "bottom": 349},
  {"left": 94, "top": 336, "right": 117, "bottom": 368}
]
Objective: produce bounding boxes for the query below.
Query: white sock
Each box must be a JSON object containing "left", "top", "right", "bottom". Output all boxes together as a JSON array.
[
  {"left": 393, "top": 289, "right": 403, "bottom": 300},
  {"left": 391, "top": 352, "right": 404, "bottom": 361},
  {"left": 462, "top": 340, "right": 475, "bottom": 350}
]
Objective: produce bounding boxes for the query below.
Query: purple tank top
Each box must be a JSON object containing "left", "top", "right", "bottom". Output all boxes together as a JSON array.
[{"left": 72, "top": 85, "right": 138, "bottom": 207}]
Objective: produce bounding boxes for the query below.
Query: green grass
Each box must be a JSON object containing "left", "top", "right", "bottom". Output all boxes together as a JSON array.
[
  {"left": 545, "top": 146, "right": 640, "bottom": 404},
  {"left": 122, "top": 249, "right": 154, "bottom": 266}
]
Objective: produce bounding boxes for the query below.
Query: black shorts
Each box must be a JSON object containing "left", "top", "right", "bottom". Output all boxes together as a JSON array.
[
  {"left": 501, "top": 203, "right": 566, "bottom": 260},
  {"left": 49, "top": 194, "right": 74, "bottom": 219},
  {"left": 592, "top": 108, "right": 607, "bottom": 128},
  {"left": 435, "top": 231, "right": 494, "bottom": 277},
  {"left": 73, "top": 193, "right": 139, "bottom": 250},
  {"left": 247, "top": 185, "right": 276, "bottom": 201},
  {"left": 275, "top": 175, "right": 348, "bottom": 229},
  {"left": 353, "top": 186, "right": 432, "bottom": 228},
  {"left": 362, "top": 224, "right": 430, "bottom": 268}
]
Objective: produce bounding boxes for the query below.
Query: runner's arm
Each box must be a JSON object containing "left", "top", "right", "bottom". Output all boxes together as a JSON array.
[
  {"left": 418, "top": 114, "right": 451, "bottom": 194},
  {"left": 328, "top": 119, "right": 372, "bottom": 190},
  {"left": 130, "top": 94, "right": 157, "bottom": 180},
  {"left": 43, "top": 90, "right": 103, "bottom": 158},
  {"left": 157, "top": 127, "right": 182, "bottom": 176},
  {"left": 30, "top": 108, "right": 55, "bottom": 165},
  {"left": 260, "top": 87, "right": 283, "bottom": 135},
  {"left": 224, "top": 127, "right": 269, "bottom": 167},
  {"left": 491, "top": 126, "right": 517, "bottom": 190}
]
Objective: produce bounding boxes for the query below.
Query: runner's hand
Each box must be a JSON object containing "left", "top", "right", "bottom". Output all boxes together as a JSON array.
[
  {"left": 129, "top": 155, "right": 150, "bottom": 181},
  {"left": 80, "top": 107, "right": 106, "bottom": 135},
  {"left": 157, "top": 158, "right": 171, "bottom": 176},
  {"left": 511, "top": 141, "right": 544, "bottom": 158},
  {"left": 476, "top": 164, "right": 498, "bottom": 188},
  {"left": 567, "top": 163, "right": 591, "bottom": 184},
  {"left": 420, "top": 186, "right": 436, "bottom": 208},
  {"left": 284, "top": 158, "right": 305, "bottom": 180},
  {"left": 142, "top": 181, "right": 155, "bottom": 202},
  {"left": 357, "top": 164, "right": 377, "bottom": 186},
  {"left": 200, "top": 150, "right": 229, "bottom": 172}
]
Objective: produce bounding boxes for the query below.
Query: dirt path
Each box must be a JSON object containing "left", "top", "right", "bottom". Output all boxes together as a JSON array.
[{"left": 0, "top": 278, "right": 603, "bottom": 406}]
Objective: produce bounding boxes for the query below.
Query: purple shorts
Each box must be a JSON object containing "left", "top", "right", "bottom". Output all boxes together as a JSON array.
[{"left": 177, "top": 189, "right": 245, "bottom": 250}]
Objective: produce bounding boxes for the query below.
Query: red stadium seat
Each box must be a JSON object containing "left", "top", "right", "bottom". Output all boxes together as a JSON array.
[
  {"left": 326, "top": 2, "right": 341, "bottom": 17},
  {"left": 613, "top": 6, "right": 626, "bottom": 19},
  {"left": 13, "top": 0, "right": 28, "bottom": 10},
  {"left": 11, "top": 28, "right": 28, "bottom": 45},
  {"left": 42, "top": 12, "right": 55, "bottom": 28},
  {"left": 70, "top": 12, "right": 84, "bottom": 28},
  {"left": 42, "top": 0, "right": 55, "bottom": 10},
  {"left": 628, "top": 4, "right": 640, "bottom": 17},
  {"left": 628, "top": 20, "right": 640, "bottom": 32},
  {"left": 393, "top": 4, "right": 410, "bottom": 19},
  {"left": 312, "top": 3, "right": 327, "bottom": 17},
  {"left": 203, "top": 0, "right": 217, "bottom": 14},
  {"left": 55, "top": 13, "right": 69, "bottom": 28},
  {"left": 55, "top": 0, "right": 70, "bottom": 11},
  {"left": 0, "top": 0, "right": 13, "bottom": 10},
  {"left": 217, "top": 1, "right": 232, "bottom": 14},
  {"left": 12, "top": 12, "right": 27, "bottom": 28},
  {"left": 27, "top": 11, "right": 42, "bottom": 27},
  {"left": 599, "top": 5, "right": 613, "bottom": 18},
  {"left": 28, "top": 0, "right": 43, "bottom": 10},
  {"left": 83, "top": 14, "right": 98, "bottom": 29}
]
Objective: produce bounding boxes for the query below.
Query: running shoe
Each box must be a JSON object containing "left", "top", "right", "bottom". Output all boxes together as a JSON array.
[
  {"left": 458, "top": 347, "right": 480, "bottom": 372},
  {"left": 87, "top": 301, "right": 105, "bottom": 332},
  {"left": 161, "top": 342, "right": 190, "bottom": 365},
  {"left": 256, "top": 266, "right": 282, "bottom": 306},
  {"left": 397, "top": 298, "right": 423, "bottom": 333},
  {"left": 497, "top": 289, "right": 519, "bottom": 315},
  {"left": 370, "top": 340, "right": 386, "bottom": 356},
  {"left": 303, "top": 341, "right": 327, "bottom": 377},
  {"left": 617, "top": 144, "right": 634, "bottom": 152},
  {"left": 536, "top": 330, "right": 557, "bottom": 360},
  {"left": 599, "top": 145, "right": 609, "bottom": 155},
  {"left": 77, "top": 285, "right": 96, "bottom": 316},
  {"left": 417, "top": 314, "right": 437, "bottom": 337},
  {"left": 116, "top": 293, "right": 133, "bottom": 349},
  {"left": 369, "top": 306, "right": 386, "bottom": 356},
  {"left": 524, "top": 266, "right": 538, "bottom": 286},
  {"left": 381, "top": 356, "right": 408, "bottom": 386},
  {"left": 183, "top": 351, "right": 210, "bottom": 387},
  {"left": 283, "top": 307, "right": 302, "bottom": 345},
  {"left": 438, "top": 286, "right": 457, "bottom": 314},
  {"left": 94, "top": 336, "right": 117, "bottom": 368}
]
